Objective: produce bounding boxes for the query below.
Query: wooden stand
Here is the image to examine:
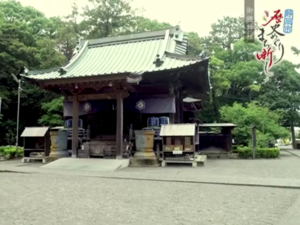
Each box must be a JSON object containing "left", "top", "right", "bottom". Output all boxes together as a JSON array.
[
  {"left": 20, "top": 127, "right": 51, "bottom": 163},
  {"left": 160, "top": 124, "right": 203, "bottom": 167}
]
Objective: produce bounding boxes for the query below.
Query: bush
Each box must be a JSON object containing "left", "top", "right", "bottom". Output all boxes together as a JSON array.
[
  {"left": 220, "top": 102, "right": 290, "bottom": 146},
  {"left": 0, "top": 146, "right": 24, "bottom": 159},
  {"left": 236, "top": 146, "right": 280, "bottom": 159}
]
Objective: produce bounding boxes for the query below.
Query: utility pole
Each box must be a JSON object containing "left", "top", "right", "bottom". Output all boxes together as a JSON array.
[
  {"left": 10, "top": 73, "right": 22, "bottom": 150},
  {"left": 16, "top": 79, "right": 21, "bottom": 151}
]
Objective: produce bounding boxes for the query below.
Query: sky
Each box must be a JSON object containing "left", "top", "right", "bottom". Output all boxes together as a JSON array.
[{"left": 18, "top": 0, "right": 299, "bottom": 64}]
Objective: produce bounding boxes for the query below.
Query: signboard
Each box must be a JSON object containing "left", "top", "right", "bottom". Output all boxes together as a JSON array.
[
  {"left": 255, "top": 9, "right": 293, "bottom": 75},
  {"left": 244, "top": 0, "right": 255, "bottom": 42},
  {"left": 172, "top": 150, "right": 183, "bottom": 155}
]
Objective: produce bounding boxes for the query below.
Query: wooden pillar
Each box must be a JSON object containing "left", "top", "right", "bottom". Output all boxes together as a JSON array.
[
  {"left": 175, "top": 87, "right": 183, "bottom": 123},
  {"left": 178, "top": 88, "right": 183, "bottom": 123},
  {"left": 72, "top": 96, "right": 79, "bottom": 158},
  {"left": 169, "top": 83, "right": 175, "bottom": 123},
  {"left": 222, "top": 128, "right": 231, "bottom": 152},
  {"left": 116, "top": 92, "right": 123, "bottom": 158}
]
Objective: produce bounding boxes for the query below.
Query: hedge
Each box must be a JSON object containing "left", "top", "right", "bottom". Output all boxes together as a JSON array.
[
  {"left": 235, "top": 146, "right": 280, "bottom": 159},
  {"left": 0, "top": 146, "right": 24, "bottom": 159}
]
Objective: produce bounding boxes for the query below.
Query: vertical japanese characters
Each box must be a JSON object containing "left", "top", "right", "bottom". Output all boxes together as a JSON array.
[
  {"left": 256, "top": 10, "right": 286, "bottom": 75},
  {"left": 244, "top": 0, "right": 255, "bottom": 42},
  {"left": 283, "top": 9, "right": 294, "bottom": 34}
]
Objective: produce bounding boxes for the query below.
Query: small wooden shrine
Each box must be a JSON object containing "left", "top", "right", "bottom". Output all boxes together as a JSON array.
[
  {"left": 22, "top": 26, "right": 210, "bottom": 159},
  {"left": 160, "top": 124, "right": 199, "bottom": 167},
  {"left": 20, "top": 127, "right": 51, "bottom": 163},
  {"left": 198, "top": 123, "right": 236, "bottom": 153}
]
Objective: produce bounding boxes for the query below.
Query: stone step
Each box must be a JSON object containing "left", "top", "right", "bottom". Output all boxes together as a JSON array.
[{"left": 199, "top": 151, "right": 230, "bottom": 159}]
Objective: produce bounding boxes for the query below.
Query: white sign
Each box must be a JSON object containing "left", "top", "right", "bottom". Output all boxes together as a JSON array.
[{"left": 172, "top": 150, "right": 183, "bottom": 155}]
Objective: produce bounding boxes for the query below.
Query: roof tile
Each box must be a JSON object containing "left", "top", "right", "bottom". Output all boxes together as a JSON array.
[{"left": 25, "top": 27, "right": 207, "bottom": 80}]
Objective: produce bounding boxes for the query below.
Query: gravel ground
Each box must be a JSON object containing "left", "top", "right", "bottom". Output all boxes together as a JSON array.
[{"left": 0, "top": 173, "right": 299, "bottom": 225}]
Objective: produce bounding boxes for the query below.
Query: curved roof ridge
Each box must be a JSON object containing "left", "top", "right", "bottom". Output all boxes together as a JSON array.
[
  {"left": 62, "top": 41, "right": 89, "bottom": 71},
  {"left": 88, "top": 26, "right": 182, "bottom": 47}
]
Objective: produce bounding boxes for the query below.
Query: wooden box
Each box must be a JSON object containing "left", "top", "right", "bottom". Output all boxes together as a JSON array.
[
  {"left": 164, "top": 145, "right": 174, "bottom": 151},
  {"left": 173, "top": 145, "right": 183, "bottom": 151},
  {"left": 184, "top": 145, "right": 194, "bottom": 151}
]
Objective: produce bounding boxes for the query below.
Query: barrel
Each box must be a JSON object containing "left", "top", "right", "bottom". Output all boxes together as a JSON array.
[
  {"left": 147, "top": 117, "right": 159, "bottom": 127},
  {"left": 65, "top": 119, "right": 83, "bottom": 128},
  {"left": 159, "top": 116, "right": 170, "bottom": 126}
]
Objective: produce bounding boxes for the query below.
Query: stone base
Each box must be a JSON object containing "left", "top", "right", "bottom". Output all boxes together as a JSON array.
[
  {"left": 195, "top": 155, "right": 207, "bottom": 166},
  {"left": 130, "top": 157, "right": 160, "bottom": 167},
  {"left": 44, "top": 156, "right": 61, "bottom": 163},
  {"left": 49, "top": 151, "right": 69, "bottom": 158},
  {"left": 22, "top": 157, "right": 44, "bottom": 163}
]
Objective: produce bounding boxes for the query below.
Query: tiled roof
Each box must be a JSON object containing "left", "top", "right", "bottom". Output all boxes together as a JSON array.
[{"left": 25, "top": 26, "right": 208, "bottom": 80}]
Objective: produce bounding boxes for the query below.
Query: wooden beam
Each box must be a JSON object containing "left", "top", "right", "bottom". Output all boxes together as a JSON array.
[
  {"left": 72, "top": 95, "right": 79, "bottom": 157},
  {"left": 116, "top": 92, "right": 123, "bottom": 158},
  {"left": 68, "top": 92, "right": 129, "bottom": 102}
]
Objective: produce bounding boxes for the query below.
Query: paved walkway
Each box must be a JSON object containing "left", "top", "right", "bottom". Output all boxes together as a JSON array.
[
  {"left": 1, "top": 149, "right": 300, "bottom": 189},
  {"left": 1, "top": 172, "right": 299, "bottom": 225},
  {"left": 2, "top": 149, "right": 300, "bottom": 224}
]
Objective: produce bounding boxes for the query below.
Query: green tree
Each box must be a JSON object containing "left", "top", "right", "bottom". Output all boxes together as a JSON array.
[
  {"left": 0, "top": 0, "right": 66, "bottom": 145},
  {"left": 81, "top": 0, "right": 140, "bottom": 38},
  {"left": 208, "top": 16, "right": 245, "bottom": 50},
  {"left": 47, "top": 17, "right": 78, "bottom": 61},
  {"left": 39, "top": 97, "right": 64, "bottom": 126},
  {"left": 134, "top": 17, "right": 172, "bottom": 33},
  {"left": 259, "top": 60, "right": 300, "bottom": 148},
  {"left": 199, "top": 56, "right": 230, "bottom": 122},
  {"left": 220, "top": 102, "right": 290, "bottom": 147}
]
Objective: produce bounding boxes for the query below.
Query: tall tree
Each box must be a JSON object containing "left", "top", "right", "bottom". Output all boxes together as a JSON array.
[
  {"left": 133, "top": 17, "right": 172, "bottom": 33},
  {"left": 48, "top": 16, "right": 78, "bottom": 61},
  {"left": 81, "top": 0, "right": 140, "bottom": 38},
  {"left": 209, "top": 16, "right": 245, "bottom": 50},
  {"left": 259, "top": 60, "right": 300, "bottom": 148},
  {"left": 0, "top": 0, "right": 66, "bottom": 145}
]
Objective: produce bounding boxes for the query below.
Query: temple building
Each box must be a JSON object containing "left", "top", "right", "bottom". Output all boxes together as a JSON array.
[{"left": 23, "top": 26, "right": 210, "bottom": 158}]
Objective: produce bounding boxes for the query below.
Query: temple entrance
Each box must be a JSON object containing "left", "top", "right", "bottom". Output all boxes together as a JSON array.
[{"left": 86, "top": 110, "right": 117, "bottom": 139}]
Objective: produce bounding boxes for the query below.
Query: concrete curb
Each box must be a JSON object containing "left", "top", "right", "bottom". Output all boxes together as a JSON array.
[
  {"left": 0, "top": 170, "right": 31, "bottom": 174},
  {"left": 91, "top": 175, "right": 300, "bottom": 190},
  {"left": 283, "top": 149, "right": 300, "bottom": 158},
  {"left": 2, "top": 167, "right": 300, "bottom": 190}
]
